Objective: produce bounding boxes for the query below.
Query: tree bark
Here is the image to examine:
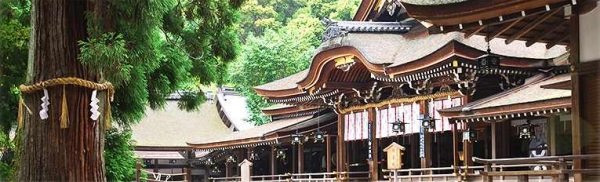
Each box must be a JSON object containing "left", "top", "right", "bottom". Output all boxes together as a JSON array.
[{"left": 17, "top": 0, "right": 106, "bottom": 181}]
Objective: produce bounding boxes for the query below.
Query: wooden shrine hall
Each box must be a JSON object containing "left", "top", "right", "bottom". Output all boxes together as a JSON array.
[{"left": 190, "top": 0, "right": 600, "bottom": 181}]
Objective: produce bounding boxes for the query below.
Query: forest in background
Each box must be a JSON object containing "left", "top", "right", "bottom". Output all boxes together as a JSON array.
[{"left": 229, "top": 0, "right": 360, "bottom": 124}]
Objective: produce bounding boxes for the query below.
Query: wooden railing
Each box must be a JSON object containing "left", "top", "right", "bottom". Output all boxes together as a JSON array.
[
  {"left": 473, "top": 154, "right": 600, "bottom": 182},
  {"left": 210, "top": 171, "right": 370, "bottom": 182},
  {"left": 210, "top": 176, "right": 241, "bottom": 182},
  {"left": 144, "top": 170, "right": 188, "bottom": 182},
  {"left": 383, "top": 166, "right": 484, "bottom": 182}
]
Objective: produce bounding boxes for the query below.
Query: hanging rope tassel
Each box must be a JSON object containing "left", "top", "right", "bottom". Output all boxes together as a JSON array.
[
  {"left": 17, "top": 95, "right": 24, "bottom": 130},
  {"left": 104, "top": 94, "right": 112, "bottom": 130},
  {"left": 60, "top": 85, "right": 69, "bottom": 128}
]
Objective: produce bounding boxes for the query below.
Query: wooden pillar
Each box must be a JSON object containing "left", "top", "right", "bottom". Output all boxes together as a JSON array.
[
  {"left": 225, "top": 163, "right": 231, "bottom": 177},
  {"left": 326, "top": 135, "right": 332, "bottom": 172},
  {"left": 184, "top": 167, "right": 191, "bottom": 182},
  {"left": 292, "top": 145, "right": 297, "bottom": 173},
  {"left": 298, "top": 144, "right": 304, "bottom": 173},
  {"left": 491, "top": 121, "right": 497, "bottom": 159},
  {"left": 420, "top": 101, "right": 432, "bottom": 174},
  {"left": 452, "top": 123, "right": 460, "bottom": 175},
  {"left": 337, "top": 114, "right": 346, "bottom": 173},
  {"left": 136, "top": 162, "right": 141, "bottom": 182},
  {"left": 368, "top": 108, "right": 379, "bottom": 181},
  {"left": 270, "top": 146, "right": 276, "bottom": 175},
  {"left": 570, "top": 12, "right": 583, "bottom": 182},
  {"left": 153, "top": 159, "right": 159, "bottom": 173},
  {"left": 463, "top": 135, "right": 474, "bottom": 173},
  {"left": 548, "top": 116, "right": 557, "bottom": 156}
]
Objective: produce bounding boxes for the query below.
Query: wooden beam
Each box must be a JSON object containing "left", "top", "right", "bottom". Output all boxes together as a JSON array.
[
  {"left": 546, "top": 31, "right": 569, "bottom": 49},
  {"left": 464, "top": 26, "right": 486, "bottom": 39},
  {"left": 526, "top": 20, "right": 567, "bottom": 47},
  {"left": 506, "top": 7, "right": 563, "bottom": 44},
  {"left": 486, "top": 18, "right": 524, "bottom": 42}
]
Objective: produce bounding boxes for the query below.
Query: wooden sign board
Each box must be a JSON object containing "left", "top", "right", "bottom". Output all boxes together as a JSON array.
[{"left": 383, "top": 142, "right": 405, "bottom": 170}]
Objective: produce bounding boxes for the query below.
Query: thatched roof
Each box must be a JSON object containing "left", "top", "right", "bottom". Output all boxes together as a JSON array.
[{"left": 132, "top": 101, "right": 231, "bottom": 148}]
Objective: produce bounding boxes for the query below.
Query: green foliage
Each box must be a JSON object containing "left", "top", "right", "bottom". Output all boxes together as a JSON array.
[
  {"left": 0, "top": 1, "right": 29, "bottom": 179},
  {"left": 0, "top": 0, "right": 29, "bottom": 136},
  {"left": 230, "top": 0, "right": 360, "bottom": 124},
  {"left": 77, "top": 0, "right": 243, "bottom": 126},
  {"left": 104, "top": 129, "right": 138, "bottom": 182},
  {"left": 78, "top": 33, "right": 131, "bottom": 86},
  {"left": 77, "top": 0, "right": 244, "bottom": 180}
]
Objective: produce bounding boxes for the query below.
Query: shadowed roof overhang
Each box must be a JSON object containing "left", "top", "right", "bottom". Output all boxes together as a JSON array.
[{"left": 401, "top": 0, "right": 569, "bottom": 26}]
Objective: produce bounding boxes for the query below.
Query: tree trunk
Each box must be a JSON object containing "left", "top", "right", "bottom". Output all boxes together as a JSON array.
[{"left": 17, "top": 0, "right": 106, "bottom": 181}]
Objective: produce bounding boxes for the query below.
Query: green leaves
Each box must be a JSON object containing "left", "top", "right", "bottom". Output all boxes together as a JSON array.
[
  {"left": 104, "top": 129, "right": 138, "bottom": 182},
  {"left": 78, "top": 33, "right": 131, "bottom": 86}
]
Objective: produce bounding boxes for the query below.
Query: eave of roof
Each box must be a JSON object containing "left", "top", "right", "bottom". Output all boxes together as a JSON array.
[
  {"left": 253, "top": 26, "right": 566, "bottom": 99},
  {"left": 439, "top": 74, "right": 571, "bottom": 119},
  {"left": 261, "top": 104, "right": 320, "bottom": 116},
  {"left": 400, "top": 0, "right": 568, "bottom": 26},
  {"left": 187, "top": 116, "right": 312, "bottom": 149}
]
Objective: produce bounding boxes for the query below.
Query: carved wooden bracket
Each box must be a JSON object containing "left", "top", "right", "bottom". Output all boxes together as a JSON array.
[
  {"left": 452, "top": 71, "right": 478, "bottom": 96},
  {"left": 499, "top": 74, "right": 525, "bottom": 91},
  {"left": 408, "top": 78, "right": 432, "bottom": 95}
]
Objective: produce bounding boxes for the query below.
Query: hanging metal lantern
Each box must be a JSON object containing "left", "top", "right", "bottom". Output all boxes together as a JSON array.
[
  {"left": 519, "top": 124, "right": 535, "bottom": 139},
  {"left": 390, "top": 118, "right": 407, "bottom": 133},
  {"left": 314, "top": 130, "right": 325, "bottom": 143},
  {"left": 250, "top": 152, "right": 260, "bottom": 161},
  {"left": 205, "top": 158, "right": 214, "bottom": 166},
  {"left": 291, "top": 131, "right": 304, "bottom": 145},
  {"left": 226, "top": 155, "right": 236, "bottom": 163},
  {"left": 462, "top": 128, "right": 478, "bottom": 142},
  {"left": 419, "top": 115, "right": 438, "bottom": 130},
  {"left": 211, "top": 166, "right": 221, "bottom": 173},
  {"left": 276, "top": 148, "right": 287, "bottom": 161},
  {"left": 476, "top": 45, "right": 501, "bottom": 71}
]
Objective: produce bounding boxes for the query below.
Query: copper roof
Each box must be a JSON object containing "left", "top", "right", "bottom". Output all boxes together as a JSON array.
[
  {"left": 439, "top": 73, "right": 571, "bottom": 119},
  {"left": 132, "top": 101, "right": 231, "bottom": 148}
]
